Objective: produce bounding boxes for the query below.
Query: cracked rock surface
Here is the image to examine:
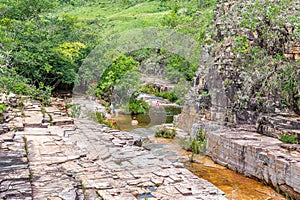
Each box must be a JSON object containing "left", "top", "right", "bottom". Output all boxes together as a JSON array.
[{"left": 0, "top": 96, "right": 227, "bottom": 200}]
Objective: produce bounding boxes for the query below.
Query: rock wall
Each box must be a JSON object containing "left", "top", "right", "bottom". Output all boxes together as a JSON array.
[
  {"left": 177, "top": 0, "right": 300, "bottom": 133},
  {"left": 175, "top": 50, "right": 228, "bottom": 133},
  {"left": 206, "top": 128, "right": 300, "bottom": 199}
]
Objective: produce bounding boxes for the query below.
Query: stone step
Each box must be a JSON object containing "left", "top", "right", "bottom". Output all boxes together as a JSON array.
[{"left": 256, "top": 114, "right": 300, "bottom": 141}]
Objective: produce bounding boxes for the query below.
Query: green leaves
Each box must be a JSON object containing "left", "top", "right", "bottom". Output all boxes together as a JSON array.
[
  {"left": 233, "top": 35, "right": 249, "bottom": 55},
  {"left": 165, "top": 54, "right": 196, "bottom": 82},
  {"left": 1, "top": 0, "right": 57, "bottom": 20},
  {"left": 53, "top": 42, "right": 86, "bottom": 62},
  {"left": 0, "top": 9, "right": 96, "bottom": 89}
]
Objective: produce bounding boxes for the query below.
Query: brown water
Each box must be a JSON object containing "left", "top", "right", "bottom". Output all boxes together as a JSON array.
[{"left": 186, "top": 156, "right": 285, "bottom": 200}]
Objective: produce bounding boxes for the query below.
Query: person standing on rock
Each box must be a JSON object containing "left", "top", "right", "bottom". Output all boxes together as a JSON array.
[
  {"left": 156, "top": 100, "right": 160, "bottom": 107},
  {"left": 110, "top": 103, "right": 115, "bottom": 117}
]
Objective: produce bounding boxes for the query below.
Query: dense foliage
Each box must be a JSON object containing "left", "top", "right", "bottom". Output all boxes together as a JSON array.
[
  {"left": 0, "top": 0, "right": 218, "bottom": 114},
  {"left": 1, "top": 0, "right": 100, "bottom": 92}
]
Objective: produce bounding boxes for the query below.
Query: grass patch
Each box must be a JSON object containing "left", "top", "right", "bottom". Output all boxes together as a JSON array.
[
  {"left": 280, "top": 133, "right": 298, "bottom": 144},
  {"left": 80, "top": 180, "right": 87, "bottom": 200},
  {"left": 23, "top": 136, "right": 29, "bottom": 158}
]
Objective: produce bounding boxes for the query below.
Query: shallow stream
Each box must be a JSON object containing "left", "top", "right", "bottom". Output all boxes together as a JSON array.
[{"left": 112, "top": 105, "right": 284, "bottom": 200}]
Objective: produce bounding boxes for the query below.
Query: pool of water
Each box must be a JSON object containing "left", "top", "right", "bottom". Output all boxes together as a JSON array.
[{"left": 114, "top": 105, "right": 182, "bottom": 131}]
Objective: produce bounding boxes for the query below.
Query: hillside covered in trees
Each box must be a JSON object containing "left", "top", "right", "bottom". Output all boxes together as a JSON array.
[{"left": 0, "top": 0, "right": 216, "bottom": 105}]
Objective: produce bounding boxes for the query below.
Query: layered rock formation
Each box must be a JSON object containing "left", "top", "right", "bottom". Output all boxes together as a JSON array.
[{"left": 176, "top": 0, "right": 300, "bottom": 198}]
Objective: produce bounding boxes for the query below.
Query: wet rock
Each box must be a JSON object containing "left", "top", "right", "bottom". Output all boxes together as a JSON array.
[{"left": 0, "top": 124, "right": 9, "bottom": 134}]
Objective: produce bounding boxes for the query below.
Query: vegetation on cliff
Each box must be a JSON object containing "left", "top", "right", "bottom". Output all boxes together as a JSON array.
[{"left": 208, "top": 0, "right": 300, "bottom": 121}]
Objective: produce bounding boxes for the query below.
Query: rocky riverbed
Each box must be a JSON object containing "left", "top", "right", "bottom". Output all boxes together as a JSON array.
[{"left": 0, "top": 95, "right": 226, "bottom": 199}]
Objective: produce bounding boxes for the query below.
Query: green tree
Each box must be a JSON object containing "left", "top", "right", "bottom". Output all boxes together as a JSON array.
[{"left": 96, "top": 54, "right": 140, "bottom": 101}]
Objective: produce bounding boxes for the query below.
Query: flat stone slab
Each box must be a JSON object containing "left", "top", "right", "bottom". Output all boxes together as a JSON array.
[
  {"left": 24, "top": 111, "right": 43, "bottom": 128},
  {"left": 18, "top": 118, "right": 226, "bottom": 199},
  {"left": 0, "top": 132, "right": 32, "bottom": 199}
]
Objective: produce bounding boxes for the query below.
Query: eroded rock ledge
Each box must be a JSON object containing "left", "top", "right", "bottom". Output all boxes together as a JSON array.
[{"left": 206, "top": 126, "right": 300, "bottom": 199}]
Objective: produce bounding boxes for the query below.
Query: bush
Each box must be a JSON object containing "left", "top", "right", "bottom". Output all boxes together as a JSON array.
[
  {"left": 155, "top": 125, "right": 177, "bottom": 139},
  {"left": 96, "top": 54, "right": 140, "bottom": 101},
  {"left": 129, "top": 99, "right": 149, "bottom": 114},
  {"left": 138, "top": 84, "right": 158, "bottom": 94},
  {"left": 31, "top": 83, "right": 52, "bottom": 106},
  {"left": 155, "top": 91, "right": 178, "bottom": 103}
]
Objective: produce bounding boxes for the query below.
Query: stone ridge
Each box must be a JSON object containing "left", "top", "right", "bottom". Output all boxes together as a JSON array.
[{"left": 206, "top": 126, "right": 300, "bottom": 199}]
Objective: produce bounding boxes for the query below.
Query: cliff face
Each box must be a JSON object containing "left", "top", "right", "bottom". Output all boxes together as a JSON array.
[{"left": 177, "top": 0, "right": 300, "bottom": 137}]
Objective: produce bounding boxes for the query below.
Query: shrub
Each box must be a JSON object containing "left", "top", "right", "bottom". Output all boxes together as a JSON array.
[
  {"left": 138, "top": 84, "right": 158, "bottom": 94},
  {"left": 155, "top": 125, "right": 177, "bottom": 139},
  {"left": 181, "top": 128, "right": 207, "bottom": 161},
  {"left": 128, "top": 92, "right": 149, "bottom": 114},
  {"left": 129, "top": 99, "right": 149, "bottom": 114},
  {"left": 31, "top": 83, "right": 52, "bottom": 106},
  {"left": 96, "top": 54, "right": 140, "bottom": 101}
]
